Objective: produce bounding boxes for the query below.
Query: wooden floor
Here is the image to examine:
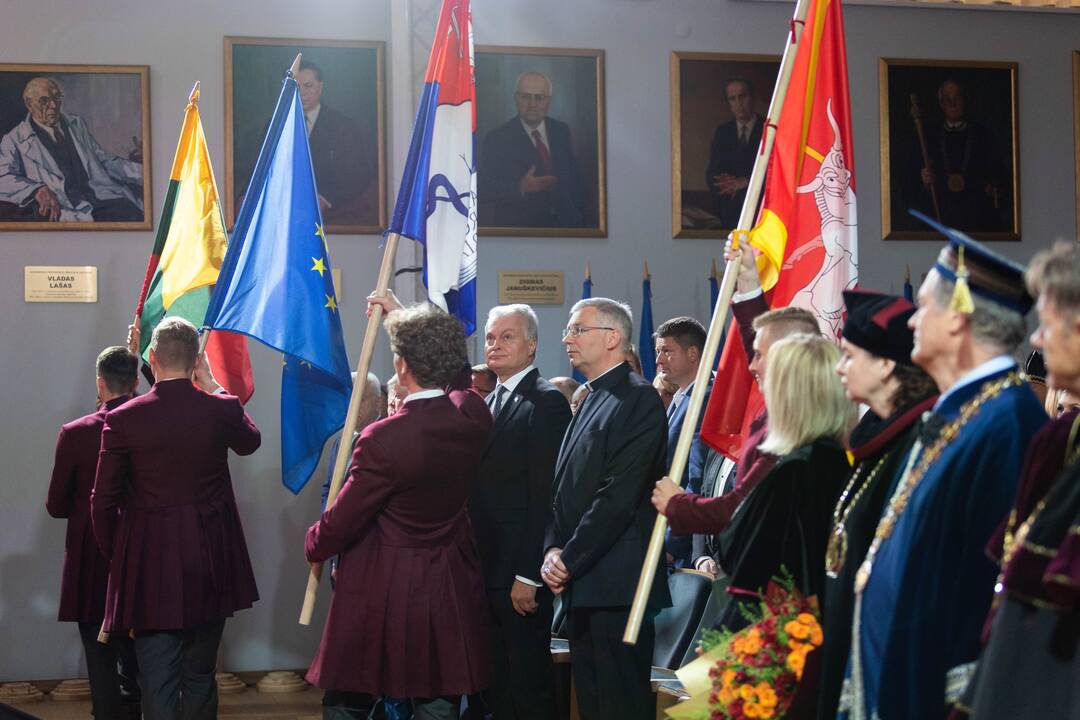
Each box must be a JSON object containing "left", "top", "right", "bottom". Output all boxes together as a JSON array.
[{"left": 8, "top": 686, "right": 325, "bottom": 720}]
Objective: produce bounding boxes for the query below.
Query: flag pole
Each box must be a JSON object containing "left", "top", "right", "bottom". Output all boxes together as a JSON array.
[
  {"left": 623, "top": 0, "right": 814, "bottom": 645},
  {"left": 299, "top": 231, "right": 401, "bottom": 625}
]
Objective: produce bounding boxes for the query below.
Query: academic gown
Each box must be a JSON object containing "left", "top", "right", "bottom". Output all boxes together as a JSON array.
[
  {"left": 848, "top": 367, "right": 1046, "bottom": 720},
  {"left": 962, "top": 410, "right": 1080, "bottom": 719},
  {"left": 815, "top": 396, "right": 935, "bottom": 720}
]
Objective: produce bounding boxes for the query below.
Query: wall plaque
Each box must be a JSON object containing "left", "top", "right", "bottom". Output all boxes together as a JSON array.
[
  {"left": 497, "top": 270, "right": 564, "bottom": 305},
  {"left": 25, "top": 266, "right": 98, "bottom": 303}
]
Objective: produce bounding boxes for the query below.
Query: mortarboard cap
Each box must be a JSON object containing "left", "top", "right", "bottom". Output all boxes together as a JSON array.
[
  {"left": 842, "top": 289, "right": 918, "bottom": 365},
  {"left": 909, "top": 209, "right": 1034, "bottom": 315}
]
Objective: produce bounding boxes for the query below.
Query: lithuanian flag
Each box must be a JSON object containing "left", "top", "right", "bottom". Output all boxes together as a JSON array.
[{"left": 135, "top": 83, "right": 253, "bottom": 401}]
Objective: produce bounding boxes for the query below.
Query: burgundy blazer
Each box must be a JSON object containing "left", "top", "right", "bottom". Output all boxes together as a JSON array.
[
  {"left": 92, "top": 379, "right": 261, "bottom": 632},
  {"left": 46, "top": 395, "right": 130, "bottom": 624},
  {"left": 305, "top": 383, "right": 494, "bottom": 699}
]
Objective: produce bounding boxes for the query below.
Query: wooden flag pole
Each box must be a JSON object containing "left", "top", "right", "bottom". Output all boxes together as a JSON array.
[
  {"left": 623, "top": 0, "right": 813, "bottom": 646},
  {"left": 299, "top": 231, "right": 401, "bottom": 625}
]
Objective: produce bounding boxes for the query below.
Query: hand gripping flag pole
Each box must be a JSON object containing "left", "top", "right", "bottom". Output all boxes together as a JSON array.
[{"left": 624, "top": 0, "right": 814, "bottom": 645}]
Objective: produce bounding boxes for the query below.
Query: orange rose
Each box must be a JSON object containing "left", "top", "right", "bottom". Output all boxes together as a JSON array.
[
  {"left": 719, "top": 687, "right": 734, "bottom": 704},
  {"left": 797, "top": 612, "right": 817, "bottom": 626},
  {"left": 722, "top": 669, "right": 737, "bottom": 687},
  {"left": 785, "top": 620, "right": 811, "bottom": 640},
  {"left": 745, "top": 704, "right": 762, "bottom": 718},
  {"left": 810, "top": 624, "right": 824, "bottom": 646},
  {"left": 758, "top": 686, "right": 779, "bottom": 708},
  {"left": 739, "top": 683, "right": 756, "bottom": 702},
  {"left": 787, "top": 650, "right": 806, "bottom": 679}
]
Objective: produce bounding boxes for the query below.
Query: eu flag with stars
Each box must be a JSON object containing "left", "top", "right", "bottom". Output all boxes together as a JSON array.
[{"left": 204, "top": 68, "right": 352, "bottom": 494}]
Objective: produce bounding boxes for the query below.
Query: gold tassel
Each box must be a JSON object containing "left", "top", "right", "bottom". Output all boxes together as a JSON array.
[{"left": 950, "top": 245, "right": 975, "bottom": 314}]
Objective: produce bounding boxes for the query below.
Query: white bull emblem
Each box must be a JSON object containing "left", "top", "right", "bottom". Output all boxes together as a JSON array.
[{"left": 793, "top": 98, "right": 857, "bottom": 338}]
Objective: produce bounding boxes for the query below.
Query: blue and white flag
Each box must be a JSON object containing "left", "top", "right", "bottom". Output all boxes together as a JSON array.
[{"left": 387, "top": 0, "right": 478, "bottom": 334}]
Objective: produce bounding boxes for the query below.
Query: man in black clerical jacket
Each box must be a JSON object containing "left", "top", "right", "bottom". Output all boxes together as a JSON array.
[
  {"left": 470, "top": 303, "right": 571, "bottom": 720},
  {"left": 542, "top": 297, "right": 670, "bottom": 720}
]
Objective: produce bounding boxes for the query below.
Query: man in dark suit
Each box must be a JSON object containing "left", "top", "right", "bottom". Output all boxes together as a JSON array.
[
  {"left": 92, "top": 317, "right": 261, "bottom": 720},
  {"left": 47, "top": 346, "right": 141, "bottom": 720},
  {"left": 653, "top": 316, "right": 712, "bottom": 569},
  {"left": 542, "top": 297, "right": 671, "bottom": 720},
  {"left": 296, "top": 60, "right": 376, "bottom": 226},
  {"left": 479, "top": 71, "right": 585, "bottom": 228},
  {"left": 705, "top": 78, "right": 764, "bottom": 229},
  {"left": 470, "top": 304, "right": 571, "bottom": 720}
]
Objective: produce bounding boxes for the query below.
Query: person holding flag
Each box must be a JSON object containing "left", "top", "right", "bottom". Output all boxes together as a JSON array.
[{"left": 305, "top": 299, "right": 493, "bottom": 720}]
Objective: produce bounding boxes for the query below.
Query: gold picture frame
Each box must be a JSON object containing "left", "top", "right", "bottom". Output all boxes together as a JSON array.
[
  {"left": 880, "top": 58, "right": 1020, "bottom": 241},
  {"left": 0, "top": 63, "right": 151, "bottom": 231},
  {"left": 670, "top": 52, "right": 780, "bottom": 239},
  {"left": 224, "top": 36, "right": 386, "bottom": 235},
  {"left": 1073, "top": 51, "right": 1080, "bottom": 240},
  {"left": 475, "top": 45, "right": 606, "bottom": 237}
]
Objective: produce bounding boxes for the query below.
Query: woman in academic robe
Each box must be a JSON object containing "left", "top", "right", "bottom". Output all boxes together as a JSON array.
[
  {"left": 305, "top": 302, "right": 493, "bottom": 720},
  {"left": 958, "top": 243, "right": 1080, "bottom": 719},
  {"left": 815, "top": 291, "right": 938, "bottom": 720},
  {"left": 654, "top": 333, "right": 855, "bottom": 633}
]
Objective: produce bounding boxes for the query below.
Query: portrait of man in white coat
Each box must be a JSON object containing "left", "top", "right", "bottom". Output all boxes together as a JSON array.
[{"left": 0, "top": 74, "right": 146, "bottom": 225}]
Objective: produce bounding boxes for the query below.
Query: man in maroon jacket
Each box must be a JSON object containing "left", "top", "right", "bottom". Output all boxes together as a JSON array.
[
  {"left": 47, "top": 345, "right": 141, "bottom": 720},
  {"left": 92, "top": 317, "right": 261, "bottom": 720},
  {"left": 307, "top": 300, "right": 493, "bottom": 720}
]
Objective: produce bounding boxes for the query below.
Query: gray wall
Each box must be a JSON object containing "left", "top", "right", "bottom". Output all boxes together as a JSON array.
[{"left": 1, "top": 0, "right": 1077, "bottom": 680}]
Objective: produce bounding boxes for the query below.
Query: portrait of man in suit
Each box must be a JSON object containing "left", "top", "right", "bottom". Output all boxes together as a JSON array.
[
  {"left": 475, "top": 48, "right": 605, "bottom": 236},
  {"left": 0, "top": 69, "right": 148, "bottom": 227},
  {"left": 671, "top": 54, "right": 778, "bottom": 238},
  {"left": 705, "top": 77, "right": 764, "bottom": 230},
  {"left": 226, "top": 38, "right": 385, "bottom": 233}
]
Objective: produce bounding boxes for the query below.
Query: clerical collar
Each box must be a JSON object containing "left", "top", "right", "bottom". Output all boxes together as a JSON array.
[
  {"left": 404, "top": 388, "right": 445, "bottom": 404},
  {"left": 494, "top": 365, "right": 535, "bottom": 397},
  {"left": 584, "top": 361, "right": 626, "bottom": 392},
  {"left": 944, "top": 120, "right": 967, "bottom": 131},
  {"left": 933, "top": 355, "right": 1016, "bottom": 411}
]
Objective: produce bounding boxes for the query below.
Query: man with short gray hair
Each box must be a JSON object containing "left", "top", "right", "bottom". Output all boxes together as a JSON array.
[
  {"left": 542, "top": 297, "right": 670, "bottom": 720},
  {"left": 471, "top": 303, "right": 571, "bottom": 720},
  {"left": 848, "top": 217, "right": 1047, "bottom": 720}
]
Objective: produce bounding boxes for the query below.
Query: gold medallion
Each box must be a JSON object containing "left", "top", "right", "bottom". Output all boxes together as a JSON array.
[
  {"left": 825, "top": 525, "right": 848, "bottom": 579},
  {"left": 947, "top": 174, "right": 965, "bottom": 193}
]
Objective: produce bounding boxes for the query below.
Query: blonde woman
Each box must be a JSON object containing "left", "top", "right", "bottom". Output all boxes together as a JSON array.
[{"left": 654, "top": 333, "right": 854, "bottom": 635}]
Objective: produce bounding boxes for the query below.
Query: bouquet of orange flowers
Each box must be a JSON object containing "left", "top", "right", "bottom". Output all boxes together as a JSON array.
[{"left": 672, "top": 574, "right": 822, "bottom": 720}]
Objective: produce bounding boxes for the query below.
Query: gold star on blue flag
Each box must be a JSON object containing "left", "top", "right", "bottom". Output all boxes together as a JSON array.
[{"left": 204, "top": 67, "right": 351, "bottom": 494}]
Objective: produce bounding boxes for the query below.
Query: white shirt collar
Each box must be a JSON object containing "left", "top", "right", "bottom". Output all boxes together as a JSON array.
[
  {"left": 933, "top": 355, "right": 1016, "bottom": 411},
  {"left": 737, "top": 116, "right": 758, "bottom": 134},
  {"left": 404, "top": 388, "right": 445, "bottom": 404},
  {"left": 494, "top": 365, "right": 535, "bottom": 396},
  {"left": 521, "top": 118, "right": 548, "bottom": 147},
  {"left": 671, "top": 380, "right": 695, "bottom": 405}
]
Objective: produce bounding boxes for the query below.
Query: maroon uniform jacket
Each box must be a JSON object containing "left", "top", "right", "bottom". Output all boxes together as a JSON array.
[
  {"left": 46, "top": 396, "right": 130, "bottom": 624},
  {"left": 305, "top": 383, "right": 493, "bottom": 699},
  {"left": 91, "top": 379, "right": 261, "bottom": 632}
]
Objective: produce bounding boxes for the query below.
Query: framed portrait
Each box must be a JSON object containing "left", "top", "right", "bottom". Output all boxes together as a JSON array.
[
  {"left": 225, "top": 37, "right": 386, "bottom": 235},
  {"left": 0, "top": 63, "right": 151, "bottom": 231},
  {"left": 1074, "top": 51, "right": 1080, "bottom": 239},
  {"left": 671, "top": 52, "right": 780, "bottom": 239},
  {"left": 475, "top": 45, "right": 605, "bottom": 237},
  {"left": 880, "top": 59, "right": 1019, "bottom": 241}
]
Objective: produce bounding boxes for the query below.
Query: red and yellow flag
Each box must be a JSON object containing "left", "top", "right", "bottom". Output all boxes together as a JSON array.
[{"left": 701, "top": 0, "right": 858, "bottom": 458}]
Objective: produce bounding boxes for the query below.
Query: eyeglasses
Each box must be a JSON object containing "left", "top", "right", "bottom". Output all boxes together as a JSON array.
[
  {"left": 562, "top": 325, "right": 614, "bottom": 339},
  {"left": 30, "top": 94, "right": 63, "bottom": 110},
  {"left": 515, "top": 92, "right": 550, "bottom": 104}
]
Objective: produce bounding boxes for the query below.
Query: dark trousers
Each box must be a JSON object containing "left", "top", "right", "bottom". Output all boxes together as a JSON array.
[
  {"left": 77, "top": 621, "right": 140, "bottom": 720},
  {"left": 322, "top": 691, "right": 456, "bottom": 720},
  {"left": 567, "top": 607, "right": 655, "bottom": 720},
  {"left": 134, "top": 619, "right": 225, "bottom": 720},
  {"left": 90, "top": 197, "right": 142, "bottom": 222},
  {"left": 483, "top": 586, "right": 554, "bottom": 720}
]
